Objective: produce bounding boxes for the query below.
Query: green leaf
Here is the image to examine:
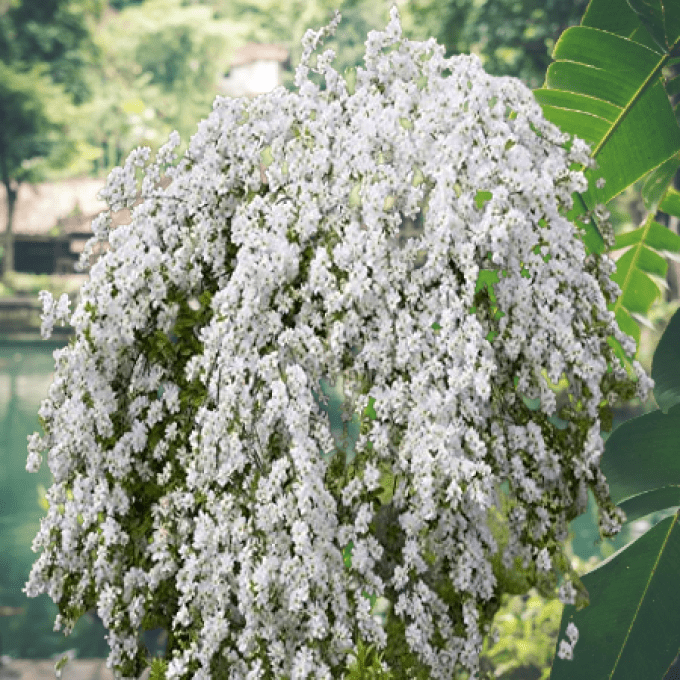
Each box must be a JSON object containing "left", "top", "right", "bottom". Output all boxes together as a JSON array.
[
  {"left": 610, "top": 239, "right": 668, "bottom": 312},
  {"left": 606, "top": 219, "right": 680, "bottom": 350},
  {"left": 626, "top": 0, "right": 673, "bottom": 53},
  {"left": 535, "top": 27, "right": 680, "bottom": 208},
  {"left": 651, "top": 305, "right": 680, "bottom": 413},
  {"left": 599, "top": 405, "right": 680, "bottom": 506},
  {"left": 531, "top": 4, "right": 680, "bottom": 378},
  {"left": 148, "top": 657, "right": 168, "bottom": 680},
  {"left": 641, "top": 152, "right": 680, "bottom": 210},
  {"left": 666, "top": 72, "right": 680, "bottom": 97},
  {"left": 550, "top": 289, "right": 680, "bottom": 680},
  {"left": 549, "top": 511, "right": 680, "bottom": 679},
  {"left": 616, "top": 485, "right": 680, "bottom": 525},
  {"left": 344, "top": 67, "right": 357, "bottom": 96},
  {"left": 53, "top": 653, "right": 72, "bottom": 679},
  {"left": 583, "top": 0, "right": 678, "bottom": 53},
  {"left": 580, "top": 0, "right": 640, "bottom": 35},
  {"left": 474, "top": 190, "right": 493, "bottom": 210},
  {"left": 659, "top": 185, "right": 680, "bottom": 215},
  {"left": 610, "top": 218, "right": 680, "bottom": 255},
  {"left": 345, "top": 637, "right": 394, "bottom": 680}
]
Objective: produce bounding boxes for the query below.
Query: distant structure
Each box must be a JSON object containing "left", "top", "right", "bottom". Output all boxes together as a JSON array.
[
  {"left": 218, "top": 42, "right": 291, "bottom": 99},
  {"left": 0, "top": 43, "right": 294, "bottom": 278}
]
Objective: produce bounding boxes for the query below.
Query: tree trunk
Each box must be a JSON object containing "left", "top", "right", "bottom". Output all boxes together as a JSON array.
[{"left": 1, "top": 176, "right": 18, "bottom": 283}]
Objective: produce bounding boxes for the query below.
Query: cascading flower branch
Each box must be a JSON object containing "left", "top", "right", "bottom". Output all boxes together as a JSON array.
[{"left": 25, "top": 5, "right": 653, "bottom": 680}]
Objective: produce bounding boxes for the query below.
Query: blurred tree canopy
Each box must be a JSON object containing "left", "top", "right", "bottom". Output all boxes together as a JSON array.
[
  {"left": 0, "top": 0, "right": 107, "bottom": 105},
  {"left": 400, "top": 0, "right": 589, "bottom": 89},
  {"left": 108, "top": 0, "right": 144, "bottom": 9},
  {"left": 0, "top": 0, "right": 107, "bottom": 279},
  {"left": 0, "top": 0, "right": 598, "bottom": 277},
  {"left": 2, "top": 0, "right": 592, "bottom": 188}
]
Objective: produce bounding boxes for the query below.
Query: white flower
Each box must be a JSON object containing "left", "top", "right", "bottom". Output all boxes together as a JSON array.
[
  {"left": 566, "top": 621, "right": 579, "bottom": 645},
  {"left": 535, "top": 547, "right": 552, "bottom": 573},
  {"left": 38, "top": 291, "right": 72, "bottom": 339},
  {"left": 558, "top": 579, "right": 577, "bottom": 606},
  {"left": 557, "top": 639, "right": 574, "bottom": 660},
  {"left": 23, "top": 5, "right": 652, "bottom": 680}
]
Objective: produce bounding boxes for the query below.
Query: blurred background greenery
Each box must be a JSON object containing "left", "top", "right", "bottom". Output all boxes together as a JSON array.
[{"left": 1, "top": 0, "right": 679, "bottom": 677}]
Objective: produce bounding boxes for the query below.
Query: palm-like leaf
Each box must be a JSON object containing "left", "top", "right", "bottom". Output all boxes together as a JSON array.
[
  {"left": 532, "top": 3, "right": 680, "bottom": 679},
  {"left": 549, "top": 309, "right": 680, "bottom": 680},
  {"left": 531, "top": 0, "right": 680, "bottom": 376}
]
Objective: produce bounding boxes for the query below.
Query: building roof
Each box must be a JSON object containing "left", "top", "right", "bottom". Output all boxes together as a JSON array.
[
  {"left": 230, "top": 42, "right": 289, "bottom": 68},
  {"left": 0, "top": 174, "right": 174, "bottom": 239}
]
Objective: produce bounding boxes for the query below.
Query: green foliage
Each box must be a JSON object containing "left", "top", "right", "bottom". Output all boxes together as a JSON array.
[
  {"left": 481, "top": 596, "right": 565, "bottom": 680},
  {"left": 397, "top": 0, "right": 590, "bottom": 90},
  {"left": 0, "top": 60, "right": 96, "bottom": 185},
  {"left": 518, "top": 4, "right": 680, "bottom": 675},
  {"left": 0, "top": 56, "right": 102, "bottom": 278},
  {"left": 133, "top": 21, "right": 227, "bottom": 97},
  {"left": 0, "top": 0, "right": 106, "bottom": 106},
  {"left": 344, "top": 637, "right": 395, "bottom": 680},
  {"left": 454, "top": 583, "right": 584, "bottom": 680},
  {"left": 533, "top": 0, "right": 680, "bottom": 377},
  {"left": 148, "top": 657, "right": 169, "bottom": 680},
  {"left": 0, "top": 0, "right": 108, "bottom": 278},
  {"left": 108, "top": 0, "right": 145, "bottom": 10},
  {"left": 334, "top": 473, "right": 601, "bottom": 680},
  {"left": 550, "top": 305, "right": 680, "bottom": 680},
  {"left": 0, "top": 0, "right": 611, "bottom": 189}
]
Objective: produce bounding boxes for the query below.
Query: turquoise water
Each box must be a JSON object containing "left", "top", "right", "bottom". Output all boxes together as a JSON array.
[
  {"left": 0, "top": 336, "right": 115, "bottom": 659},
  {"left": 0, "top": 331, "right": 359, "bottom": 661},
  {"left": 0, "top": 331, "right": 653, "bottom": 662}
]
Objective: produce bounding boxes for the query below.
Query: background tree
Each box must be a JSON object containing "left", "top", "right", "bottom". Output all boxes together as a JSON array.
[
  {"left": 0, "top": 0, "right": 107, "bottom": 280},
  {"left": 108, "top": 0, "right": 144, "bottom": 9},
  {"left": 390, "top": 0, "right": 588, "bottom": 89},
  {"left": 73, "top": 0, "right": 247, "bottom": 177},
  {"left": 0, "top": 62, "right": 101, "bottom": 280},
  {"left": 0, "top": 0, "right": 107, "bottom": 106}
]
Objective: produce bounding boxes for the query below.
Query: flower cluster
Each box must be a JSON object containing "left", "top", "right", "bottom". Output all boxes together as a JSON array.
[{"left": 25, "top": 6, "right": 652, "bottom": 680}]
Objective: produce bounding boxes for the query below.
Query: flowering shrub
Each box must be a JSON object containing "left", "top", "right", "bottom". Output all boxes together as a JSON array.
[
  {"left": 25, "top": 6, "right": 653, "bottom": 680},
  {"left": 448, "top": 545, "right": 602, "bottom": 680}
]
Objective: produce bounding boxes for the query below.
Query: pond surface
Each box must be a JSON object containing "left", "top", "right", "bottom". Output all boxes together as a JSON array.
[{"left": 0, "top": 334, "right": 116, "bottom": 660}]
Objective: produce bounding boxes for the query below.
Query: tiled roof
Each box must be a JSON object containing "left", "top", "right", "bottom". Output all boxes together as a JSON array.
[
  {"left": 230, "top": 43, "right": 289, "bottom": 68},
  {"left": 0, "top": 174, "right": 174, "bottom": 238}
]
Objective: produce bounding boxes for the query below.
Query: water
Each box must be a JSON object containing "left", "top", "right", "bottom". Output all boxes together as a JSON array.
[{"left": 0, "top": 336, "right": 115, "bottom": 660}]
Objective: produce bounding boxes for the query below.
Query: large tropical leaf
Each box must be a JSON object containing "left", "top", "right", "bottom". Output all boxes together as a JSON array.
[
  {"left": 581, "top": 0, "right": 680, "bottom": 52},
  {"left": 549, "top": 510, "right": 680, "bottom": 680},
  {"left": 531, "top": 0, "right": 680, "bottom": 377},
  {"left": 536, "top": 28, "right": 679, "bottom": 208},
  {"left": 599, "top": 404, "right": 680, "bottom": 518},
  {"left": 606, "top": 214, "right": 680, "bottom": 342},
  {"left": 549, "top": 304, "right": 680, "bottom": 679}
]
